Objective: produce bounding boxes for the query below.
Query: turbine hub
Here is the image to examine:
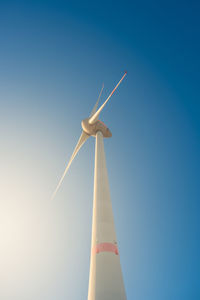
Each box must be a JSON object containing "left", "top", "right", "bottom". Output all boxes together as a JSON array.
[{"left": 81, "top": 118, "right": 112, "bottom": 138}]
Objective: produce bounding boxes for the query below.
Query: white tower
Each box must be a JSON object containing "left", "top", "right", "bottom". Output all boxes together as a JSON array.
[{"left": 88, "top": 131, "right": 126, "bottom": 299}]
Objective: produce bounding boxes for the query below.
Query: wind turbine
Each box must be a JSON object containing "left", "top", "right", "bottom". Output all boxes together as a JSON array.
[{"left": 52, "top": 72, "right": 127, "bottom": 300}]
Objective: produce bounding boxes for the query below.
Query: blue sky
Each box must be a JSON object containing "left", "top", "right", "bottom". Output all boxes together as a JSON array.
[{"left": 0, "top": 1, "right": 199, "bottom": 299}]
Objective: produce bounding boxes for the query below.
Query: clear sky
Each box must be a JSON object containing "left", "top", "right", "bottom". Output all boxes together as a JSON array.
[{"left": 0, "top": 1, "right": 199, "bottom": 299}]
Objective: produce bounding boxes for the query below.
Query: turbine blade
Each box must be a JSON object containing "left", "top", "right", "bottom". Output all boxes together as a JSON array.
[
  {"left": 90, "top": 83, "right": 104, "bottom": 117},
  {"left": 51, "top": 131, "right": 89, "bottom": 199},
  {"left": 89, "top": 72, "right": 127, "bottom": 124}
]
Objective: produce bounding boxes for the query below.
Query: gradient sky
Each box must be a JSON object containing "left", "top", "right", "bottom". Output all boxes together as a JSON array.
[{"left": 0, "top": 1, "right": 200, "bottom": 299}]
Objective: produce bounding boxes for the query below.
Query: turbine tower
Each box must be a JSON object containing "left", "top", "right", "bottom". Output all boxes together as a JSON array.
[{"left": 52, "top": 72, "right": 127, "bottom": 300}]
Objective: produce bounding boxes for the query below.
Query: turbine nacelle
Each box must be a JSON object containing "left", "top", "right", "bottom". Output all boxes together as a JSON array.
[{"left": 81, "top": 118, "right": 112, "bottom": 138}]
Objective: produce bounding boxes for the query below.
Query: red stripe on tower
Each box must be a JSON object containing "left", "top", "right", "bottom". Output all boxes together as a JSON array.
[{"left": 93, "top": 243, "right": 119, "bottom": 255}]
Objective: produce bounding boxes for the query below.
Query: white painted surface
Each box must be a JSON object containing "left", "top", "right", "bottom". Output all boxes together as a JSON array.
[{"left": 88, "top": 131, "right": 126, "bottom": 300}]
